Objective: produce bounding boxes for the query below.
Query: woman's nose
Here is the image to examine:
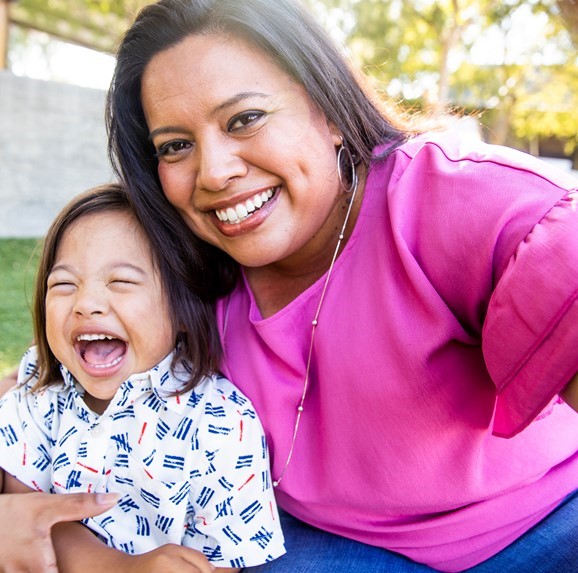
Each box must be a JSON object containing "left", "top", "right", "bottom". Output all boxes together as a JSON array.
[
  {"left": 73, "top": 284, "right": 108, "bottom": 317},
  {"left": 196, "top": 137, "right": 247, "bottom": 192}
]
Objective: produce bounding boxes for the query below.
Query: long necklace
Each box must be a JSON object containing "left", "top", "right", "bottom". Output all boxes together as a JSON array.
[{"left": 223, "top": 167, "right": 359, "bottom": 488}]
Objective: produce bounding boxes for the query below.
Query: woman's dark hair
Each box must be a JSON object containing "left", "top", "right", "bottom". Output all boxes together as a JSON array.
[
  {"left": 106, "top": 0, "right": 414, "bottom": 295},
  {"left": 32, "top": 182, "right": 222, "bottom": 393}
]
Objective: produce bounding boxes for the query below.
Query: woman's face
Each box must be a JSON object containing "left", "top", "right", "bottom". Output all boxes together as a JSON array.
[{"left": 141, "top": 33, "right": 343, "bottom": 271}]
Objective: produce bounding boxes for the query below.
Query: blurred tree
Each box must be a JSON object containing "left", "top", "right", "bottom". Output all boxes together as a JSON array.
[
  {"left": 8, "top": 0, "right": 152, "bottom": 53},
  {"left": 308, "top": 0, "right": 578, "bottom": 158}
]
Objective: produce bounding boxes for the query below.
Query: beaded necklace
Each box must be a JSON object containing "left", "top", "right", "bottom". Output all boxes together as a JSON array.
[{"left": 223, "top": 155, "right": 359, "bottom": 487}]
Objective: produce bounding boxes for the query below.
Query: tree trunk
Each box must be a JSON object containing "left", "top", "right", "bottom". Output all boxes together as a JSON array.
[{"left": 557, "top": 0, "right": 578, "bottom": 47}]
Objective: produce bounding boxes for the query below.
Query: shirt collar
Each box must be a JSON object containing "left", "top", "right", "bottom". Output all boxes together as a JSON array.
[{"left": 58, "top": 352, "right": 192, "bottom": 414}]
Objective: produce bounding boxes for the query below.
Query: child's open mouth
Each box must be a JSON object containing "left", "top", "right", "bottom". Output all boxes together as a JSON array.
[{"left": 75, "top": 334, "right": 127, "bottom": 368}]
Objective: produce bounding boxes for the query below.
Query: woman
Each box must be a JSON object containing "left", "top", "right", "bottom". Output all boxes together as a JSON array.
[{"left": 1, "top": 0, "right": 578, "bottom": 571}]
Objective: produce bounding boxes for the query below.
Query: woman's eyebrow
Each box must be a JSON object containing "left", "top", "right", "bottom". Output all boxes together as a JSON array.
[
  {"left": 148, "top": 92, "right": 269, "bottom": 140},
  {"left": 212, "top": 91, "right": 269, "bottom": 115}
]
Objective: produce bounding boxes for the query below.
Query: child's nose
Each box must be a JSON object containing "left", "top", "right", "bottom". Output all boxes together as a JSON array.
[{"left": 73, "top": 285, "right": 108, "bottom": 317}]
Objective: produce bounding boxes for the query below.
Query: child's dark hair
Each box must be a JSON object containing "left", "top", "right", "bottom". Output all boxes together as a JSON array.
[{"left": 32, "top": 182, "right": 222, "bottom": 392}]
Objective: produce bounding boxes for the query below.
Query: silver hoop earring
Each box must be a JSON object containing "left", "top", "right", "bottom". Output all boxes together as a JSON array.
[{"left": 337, "top": 144, "right": 358, "bottom": 193}]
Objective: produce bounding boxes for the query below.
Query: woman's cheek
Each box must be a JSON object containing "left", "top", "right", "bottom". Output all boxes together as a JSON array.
[
  {"left": 157, "top": 163, "right": 190, "bottom": 206},
  {"left": 157, "top": 161, "right": 172, "bottom": 193}
]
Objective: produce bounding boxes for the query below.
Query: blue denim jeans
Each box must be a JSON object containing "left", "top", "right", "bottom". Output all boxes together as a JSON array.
[{"left": 246, "top": 490, "right": 578, "bottom": 573}]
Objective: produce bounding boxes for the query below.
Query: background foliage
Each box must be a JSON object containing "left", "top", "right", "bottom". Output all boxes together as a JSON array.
[
  {"left": 307, "top": 0, "right": 578, "bottom": 157},
  {"left": 10, "top": 0, "right": 150, "bottom": 52}
]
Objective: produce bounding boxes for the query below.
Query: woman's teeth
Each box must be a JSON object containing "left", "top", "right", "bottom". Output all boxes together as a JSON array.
[{"left": 215, "top": 188, "right": 275, "bottom": 223}]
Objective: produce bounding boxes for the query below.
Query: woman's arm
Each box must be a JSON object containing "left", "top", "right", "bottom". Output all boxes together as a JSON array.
[
  {"left": 1, "top": 473, "right": 228, "bottom": 573},
  {"left": 0, "top": 485, "right": 118, "bottom": 572}
]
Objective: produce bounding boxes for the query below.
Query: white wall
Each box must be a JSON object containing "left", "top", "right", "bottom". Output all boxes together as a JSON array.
[{"left": 0, "top": 71, "right": 114, "bottom": 238}]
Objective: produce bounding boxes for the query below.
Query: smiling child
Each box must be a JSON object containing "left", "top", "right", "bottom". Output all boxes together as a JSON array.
[{"left": 0, "top": 183, "right": 284, "bottom": 572}]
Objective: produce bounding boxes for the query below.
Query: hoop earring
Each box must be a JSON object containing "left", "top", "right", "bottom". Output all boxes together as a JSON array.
[{"left": 337, "top": 143, "right": 358, "bottom": 193}]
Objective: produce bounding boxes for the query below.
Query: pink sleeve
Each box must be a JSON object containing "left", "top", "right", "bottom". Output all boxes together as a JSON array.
[
  {"left": 483, "top": 191, "right": 578, "bottom": 437},
  {"left": 389, "top": 134, "right": 578, "bottom": 437}
]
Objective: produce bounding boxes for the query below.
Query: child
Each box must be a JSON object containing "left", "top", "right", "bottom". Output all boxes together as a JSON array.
[{"left": 0, "top": 183, "right": 285, "bottom": 571}]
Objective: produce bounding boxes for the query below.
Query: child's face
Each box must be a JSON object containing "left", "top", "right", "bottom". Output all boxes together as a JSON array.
[{"left": 45, "top": 210, "right": 174, "bottom": 413}]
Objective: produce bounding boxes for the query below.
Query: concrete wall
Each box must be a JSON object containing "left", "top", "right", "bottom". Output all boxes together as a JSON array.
[{"left": 0, "top": 71, "right": 114, "bottom": 238}]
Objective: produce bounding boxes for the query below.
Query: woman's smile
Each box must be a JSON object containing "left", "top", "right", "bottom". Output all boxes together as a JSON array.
[
  {"left": 214, "top": 186, "right": 277, "bottom": 224},
  {"left": 210, "top": 186, "right": 281, "bottom": 239}
]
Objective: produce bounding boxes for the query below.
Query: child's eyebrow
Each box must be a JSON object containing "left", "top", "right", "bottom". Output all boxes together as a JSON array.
[
  {"left": 48, "top": 264, "right": 76, "bottom": 275},
  {"left": 107, "top": 263, "right": 149, "bottom": 275},
  {"left": 49, "top": 263, "right": 148, "bottom": 275}
]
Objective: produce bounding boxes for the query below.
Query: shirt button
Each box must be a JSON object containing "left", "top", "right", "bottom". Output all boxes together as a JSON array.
[{"left": 91, "top": 425, "right": 104, "bottom": 438}]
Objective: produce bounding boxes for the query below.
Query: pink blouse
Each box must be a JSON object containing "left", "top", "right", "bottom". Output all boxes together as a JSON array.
[{"left": 216, "top": 132, "right": 578, "bottom": 571}]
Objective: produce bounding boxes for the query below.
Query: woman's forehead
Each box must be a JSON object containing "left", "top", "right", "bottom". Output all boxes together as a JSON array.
[
  {"left": 143, "top": 33, "right": 285, "bottom": 89},
  {"left": 141, "top": 34, "right": 296, "bottom": 120}
]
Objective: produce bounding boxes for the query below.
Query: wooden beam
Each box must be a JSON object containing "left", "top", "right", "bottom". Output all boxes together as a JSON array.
[{"left": 0, "top": 0, "right": 10, "bottom": 69}]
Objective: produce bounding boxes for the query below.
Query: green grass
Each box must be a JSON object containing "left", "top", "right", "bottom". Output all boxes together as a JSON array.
[{"left": 0, "top": 239, "right": 41, "bottom": 377}]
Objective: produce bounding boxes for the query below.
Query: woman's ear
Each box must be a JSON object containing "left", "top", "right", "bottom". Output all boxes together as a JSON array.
[{"left": 328, "top": 121, "right": 343, "bottom": 148}]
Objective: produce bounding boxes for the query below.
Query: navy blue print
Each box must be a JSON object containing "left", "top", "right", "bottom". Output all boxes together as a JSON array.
[
  {"left": 155, "top": 514, "right": 174, "bottom": 534},
  {"left": 235, "top": 454, "right": 254, "bottom": 469},
  {"left": 0, "top": 348, "right": 284, "bottom": 566},
  {"left": 240, "top": 500, "right": 262, "bottom": 524}
]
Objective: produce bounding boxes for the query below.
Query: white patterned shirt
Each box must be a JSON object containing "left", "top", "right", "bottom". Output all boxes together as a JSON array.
[{"left": 0, "top": 347, "right": 285, "bottom": 567}]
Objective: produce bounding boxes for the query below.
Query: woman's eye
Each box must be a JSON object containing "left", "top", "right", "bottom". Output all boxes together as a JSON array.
[
  {"left": 227, "top": 111, "right": 265, "bottom": 132},
  {"left": 155, "top": 140, "right": 193, "bottom": 158}
]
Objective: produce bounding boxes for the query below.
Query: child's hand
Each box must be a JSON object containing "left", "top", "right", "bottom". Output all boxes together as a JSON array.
[{"left": 124, "top": 544, "right": 218, "bottom": 573}]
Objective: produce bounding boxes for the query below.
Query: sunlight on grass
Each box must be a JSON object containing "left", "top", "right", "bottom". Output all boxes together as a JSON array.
[{"left": 0, "top": 239, "right": 41, "bottom": 377}]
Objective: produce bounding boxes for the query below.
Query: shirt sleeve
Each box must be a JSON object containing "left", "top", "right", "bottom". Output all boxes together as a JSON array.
[
  {"left": 183, "top": 385, "right": 285, "bottom": 568},
  {"left": 390, "top": 133, "right": 578, "bottom": 437},
  {"left": 0, "top": 347, "right": 54, "bottom": 491},
  {"left": 483, "top": 190, "right": 578, "bottom": 436}
]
